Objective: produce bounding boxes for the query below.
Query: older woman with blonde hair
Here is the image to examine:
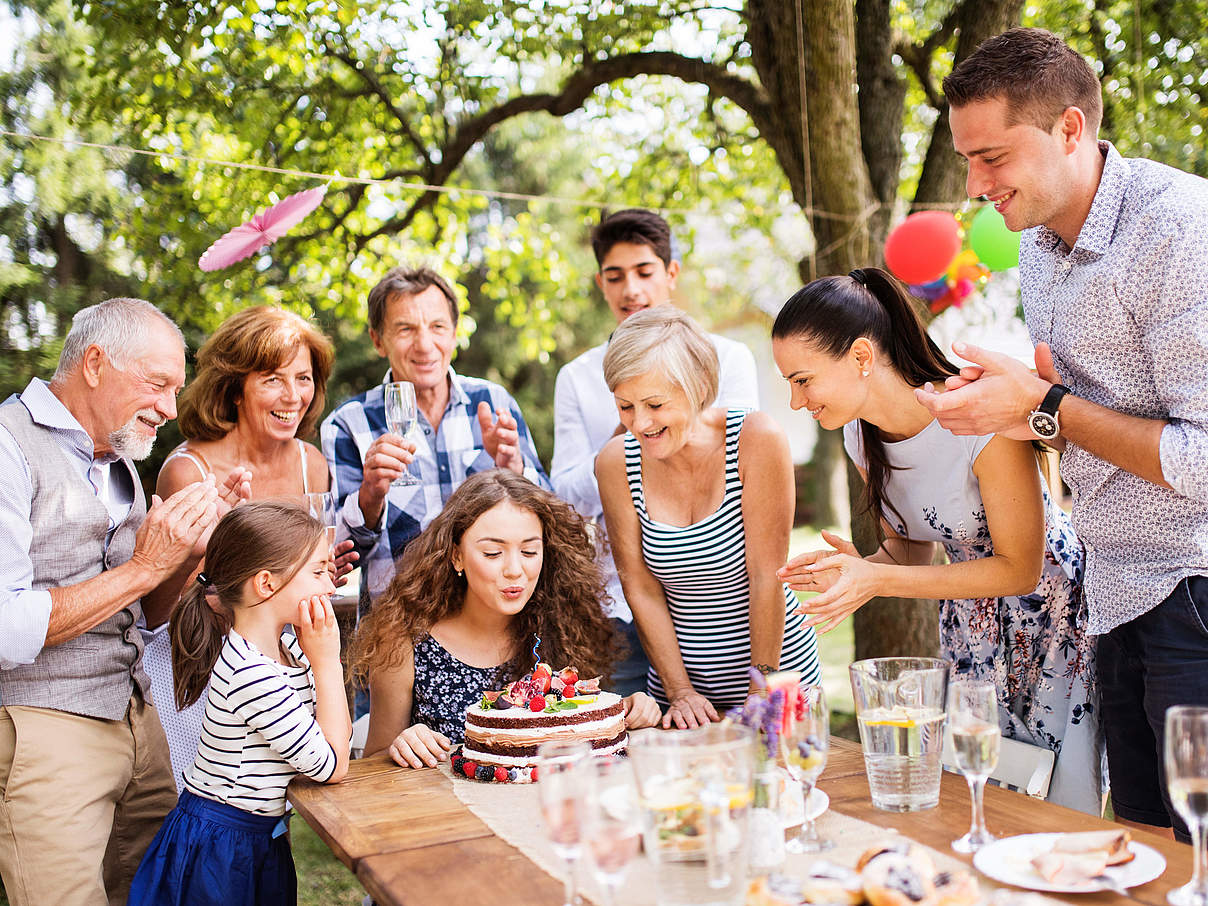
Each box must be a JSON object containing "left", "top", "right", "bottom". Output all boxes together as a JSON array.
[
  {"left": 596, "top": 307, "right": 820, "bottom": 728},
  {"left": 145, "top": 306, "right": 350, "bottom": 790}
]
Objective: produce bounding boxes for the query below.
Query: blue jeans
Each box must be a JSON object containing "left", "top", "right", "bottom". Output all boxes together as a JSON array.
[
  {"left": 610, "top": 617, "right": 651, "bottom": 698},
  {"left": 1098, "top": 575, "right": 1208, "bottom": 841}
]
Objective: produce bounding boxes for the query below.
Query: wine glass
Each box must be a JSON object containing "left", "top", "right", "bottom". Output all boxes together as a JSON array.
[
  {"left": 782, "top": 683, "right": 832, "bottom": 852},
  {"left": 584, "top": 757, "right": 642, "bottom": 906},
  {"left": 383, "top": 381, "right": 420, "bottom": 487},
  {"left": 537, "top": 740, "right": 592, "bottom": 906},
  {"left": 948, "top": 679, "right": 1000, "bottom": 853},
  {"left": 1165, "top": 706, "right": 1208, "bottom": 906},
  {"left": 303, "top": 491, "right": 338, "bottom": 555}
]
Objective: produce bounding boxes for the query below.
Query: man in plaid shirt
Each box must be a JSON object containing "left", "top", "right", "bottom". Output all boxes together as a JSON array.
[{"left": 321, "top": 266, "right": 549, "bottom": 609}]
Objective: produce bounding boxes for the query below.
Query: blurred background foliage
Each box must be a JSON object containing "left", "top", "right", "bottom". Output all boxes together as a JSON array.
[
  {"left": 0, "top": 0, "right": 1204, "bottom": 596},
  {"left": 4, "top": 0, "right": 1204, "bottom": 457}
]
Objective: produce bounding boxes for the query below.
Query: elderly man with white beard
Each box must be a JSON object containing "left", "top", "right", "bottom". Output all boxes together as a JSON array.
[{"left": 0, "top": 297, "right": 250, "bottom": 906}]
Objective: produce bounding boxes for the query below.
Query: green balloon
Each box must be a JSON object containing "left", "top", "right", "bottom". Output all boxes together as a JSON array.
[{"left": 968, "top": 205, "right": 1021, "bottom": 271}]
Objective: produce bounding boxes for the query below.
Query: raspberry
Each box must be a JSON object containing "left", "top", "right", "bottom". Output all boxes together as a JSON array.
[
  {"left": 529, "top": 766, "right": 539, "bottom": 782},
  {"left": 494, "top": 767, "right": 509, "bottom": 782},
  {"left": 529, "top": 696, "right": 546, "bottom": 712},
  {"left": 462, "top": 760, "right": 478, "bottom": 778}
]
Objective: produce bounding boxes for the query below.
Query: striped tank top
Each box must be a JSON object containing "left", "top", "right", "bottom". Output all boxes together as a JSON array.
[{"left": 625, "top": 408, "right": 821, "bottom": 711}]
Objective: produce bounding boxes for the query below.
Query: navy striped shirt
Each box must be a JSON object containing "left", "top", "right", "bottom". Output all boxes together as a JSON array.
[
  {"left": 626, "top": 408, "right": 821, "bottom": 710},
  {"left": 184, "top": 630, "right": 338, "bottom": 816}
]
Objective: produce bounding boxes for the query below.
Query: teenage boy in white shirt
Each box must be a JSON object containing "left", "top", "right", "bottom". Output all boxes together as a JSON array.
[{"left": 552, "top": 209, "right": 759, "bottom": 695}]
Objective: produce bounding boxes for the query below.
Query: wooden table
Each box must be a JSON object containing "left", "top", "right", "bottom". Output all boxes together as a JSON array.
[{"left": 289, "top": 738, "right": 1193, "bottom": 906}]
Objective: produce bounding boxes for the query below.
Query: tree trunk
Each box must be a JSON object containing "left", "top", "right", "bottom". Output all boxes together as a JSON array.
[
  {"left": 847, "top": 461, "right": 940, "bottom": 659},
  {"left": 913, "top": 0, "right": 1027, "bottom": 207}
]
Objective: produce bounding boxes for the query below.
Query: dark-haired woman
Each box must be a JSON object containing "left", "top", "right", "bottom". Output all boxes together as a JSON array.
[
  {"left": 772, "top": 266, "right": 1101, "bottom": 815},
  {"left": 351, "top": 469, "right": 661, "bottom": 768}
]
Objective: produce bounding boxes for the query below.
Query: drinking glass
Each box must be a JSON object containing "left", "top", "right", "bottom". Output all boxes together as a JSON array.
[
  {"left": 383, "top": 381, "right": 419, "bottom": 487},
  {"left": 782, "top": 684, "right": 831, "bottom": 853},
  {"left": 948, "top": 679, "right": 1000, "bottom": 853},
  {"left": 538, "top": 740, "right": 593, "bottom": 906},
  {"left": 585, "top": 757, "right": 643, "bottom": 906},
  {"left": 303, "top": 491, "right": 338, "bottom": 554},
  {"left": 1165, "top": 706, "right": 1208, "bottom": 906}
]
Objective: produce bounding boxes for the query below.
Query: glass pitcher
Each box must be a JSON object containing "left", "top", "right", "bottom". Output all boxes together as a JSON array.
[
  {"left": 627, "top": 724, "right": 755, "bottom": 906},
  {"left": 849, "top": 657, "right": 950, "bottom": 811}
]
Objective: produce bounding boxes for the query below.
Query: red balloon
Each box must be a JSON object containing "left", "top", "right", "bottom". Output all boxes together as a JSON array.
[{"left": 883, "top": 212, "right": 962, "bottom": 285}]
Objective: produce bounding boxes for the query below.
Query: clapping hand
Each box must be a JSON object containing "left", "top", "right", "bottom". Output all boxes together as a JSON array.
[
  {"left": 331, "top": 539, "right": 359, "bottom": 587},
  {"left": 782, "top": 530, "right": 879, "bottom": 634},
  {"left": 914, "top": 341, "right": 1054, "bottom": 440},
  {"left": 477, "top": 402, "right": 524, "bottom": 474}
]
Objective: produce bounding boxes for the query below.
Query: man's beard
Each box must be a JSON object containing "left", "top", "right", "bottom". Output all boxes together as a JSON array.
[{"left": 107, "top": 409, "right": 163, "bottom": 461}]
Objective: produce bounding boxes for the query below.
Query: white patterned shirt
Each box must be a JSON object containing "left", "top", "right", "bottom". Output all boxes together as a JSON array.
[{"left": 1019, "top": 141, "right": 1208, "bottom": 634}]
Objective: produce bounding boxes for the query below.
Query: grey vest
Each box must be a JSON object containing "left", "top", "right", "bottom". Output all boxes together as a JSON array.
[{"left": 0, "top": 401, "right": 151, "bottom": 719}]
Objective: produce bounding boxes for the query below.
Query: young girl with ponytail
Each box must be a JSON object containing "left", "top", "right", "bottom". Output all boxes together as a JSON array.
[
  {"left": 129, "top": 501, "right": 350, "bottom": 906},
  {"left": 772, "top": 266, "right": 1102, "bottom": 814}
]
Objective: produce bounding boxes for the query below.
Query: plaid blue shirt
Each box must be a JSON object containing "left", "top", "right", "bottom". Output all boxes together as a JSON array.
[{"left": 320, "top": 367, "right": 550, "bottom": 604}]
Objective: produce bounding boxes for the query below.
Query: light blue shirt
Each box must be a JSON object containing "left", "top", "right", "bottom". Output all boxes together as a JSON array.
[{"left": 0, "top": 379, "right": 134, "bottom": 668}]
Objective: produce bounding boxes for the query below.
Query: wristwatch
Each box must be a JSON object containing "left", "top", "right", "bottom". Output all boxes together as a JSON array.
[{"left": 1028, "top": 384, "right": 1071, "bottom": 440}]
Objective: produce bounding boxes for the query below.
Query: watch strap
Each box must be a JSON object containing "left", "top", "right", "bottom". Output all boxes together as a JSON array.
[{"left": 1038, "top": 383, "right": 1070, "bottom": 416}]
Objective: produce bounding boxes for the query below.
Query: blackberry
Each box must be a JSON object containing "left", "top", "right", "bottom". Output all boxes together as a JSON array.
[{"left": 475, "top": 764, "right": 494, "bottom": 782}]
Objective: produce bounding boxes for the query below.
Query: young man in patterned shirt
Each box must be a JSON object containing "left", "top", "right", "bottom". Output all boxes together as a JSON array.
[{"left": 917, "top": 27, "right": 1208, "bottom": 839}]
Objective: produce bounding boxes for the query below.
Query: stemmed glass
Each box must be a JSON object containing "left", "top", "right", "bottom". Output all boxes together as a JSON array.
[
  {"left": 948, "top": 679, "right": 1000, "bottom": 853},
  {"left": 303, "top": 491, "right": 338, "bottom": 554},
  {"left": 537, "top": 740, "right": 593, "bottom": 906},
  {"left": 1165, "top": 706, "right": 1208, "bottom": 906},
  {"left": 782, "top": 683, "right": 832, "bottom": 852},
  {"left": 383, "top": 381, "right": 419, "bottom": 486},
  {"left": 584, "top": 757, "right": 642, "bottom": 906}
]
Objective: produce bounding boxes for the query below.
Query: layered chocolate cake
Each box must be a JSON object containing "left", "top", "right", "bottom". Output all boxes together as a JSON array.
[{"left": 449, "top": 663, "right": 628, "bottom": 783}]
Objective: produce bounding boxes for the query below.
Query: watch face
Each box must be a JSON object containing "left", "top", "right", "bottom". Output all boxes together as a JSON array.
[{"left": 1030, "top": 412, "right": 1058, "bottom": 438}]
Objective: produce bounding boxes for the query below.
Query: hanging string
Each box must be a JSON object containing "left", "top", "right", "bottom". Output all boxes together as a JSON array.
[
  {"left": 0, "top": 128, "right": 970, "bottom": 222},
  {"left": 793, "top": 0, "right": 816, "bottom": 281}
]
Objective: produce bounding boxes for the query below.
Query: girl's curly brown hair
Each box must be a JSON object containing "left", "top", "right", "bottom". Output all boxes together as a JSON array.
[{"left": 350, "top": 469, "right": 622, "bottom": 687}]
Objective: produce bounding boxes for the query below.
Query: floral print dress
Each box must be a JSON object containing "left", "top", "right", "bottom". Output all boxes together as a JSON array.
[
  {"left": 844, "top": 419, "right": 1104, "bottom": 815},
  {"left": 410, "top": 634, "right": 513, "bottom": 744}
]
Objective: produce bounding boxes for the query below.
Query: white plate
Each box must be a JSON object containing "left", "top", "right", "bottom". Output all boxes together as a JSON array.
[{"left": 972, "top": 833, "right": 1166, "bottom": 893}]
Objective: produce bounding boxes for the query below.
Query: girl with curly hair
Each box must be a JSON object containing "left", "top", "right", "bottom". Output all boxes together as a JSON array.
[{"left": 352, "top": 469, "right": 661, "bottom": 768}]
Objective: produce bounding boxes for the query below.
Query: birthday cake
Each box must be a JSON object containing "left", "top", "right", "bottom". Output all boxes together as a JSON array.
[{"left": 450, "top": 662, "right": 628, "bottom": 783}]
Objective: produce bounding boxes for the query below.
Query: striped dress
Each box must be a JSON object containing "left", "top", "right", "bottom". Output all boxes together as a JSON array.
[
  {"left": 626, "top": 408, "right": 821, "bottom": 711},
  {"left": 183, "top": 629, "right": 339, "bottom": 816}
]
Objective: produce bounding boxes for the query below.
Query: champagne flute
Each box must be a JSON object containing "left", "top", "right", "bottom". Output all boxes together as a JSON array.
[
  {"left": 1166, "top": 706, "right": 1208, "bottom": 906},
  {"left": 782, "top": 683, "right": 832, "bottom": 852},
  {"left": 383, "top": 381, "right": 420, "bottom": 487},
  {"left": 948, "top": 679, "right": 1000, "bottom": 853},
  {"left": 538, "top": 740, "right": 592, "bottom": 906},
  {"left": 303, "top": 491, "right": 338, "bottom": 555},
  {"left": 585, "top": 758, "right": 642, "bottom": 906}
]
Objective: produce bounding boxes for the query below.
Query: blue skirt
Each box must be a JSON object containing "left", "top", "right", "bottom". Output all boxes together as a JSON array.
[{"left": 128, "top": 789, "right": 297, "bottom": 906}]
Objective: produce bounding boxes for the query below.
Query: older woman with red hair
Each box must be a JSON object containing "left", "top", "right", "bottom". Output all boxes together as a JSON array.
[{"left": 145, "top": 306, "right": 349, "bottom": 789}]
